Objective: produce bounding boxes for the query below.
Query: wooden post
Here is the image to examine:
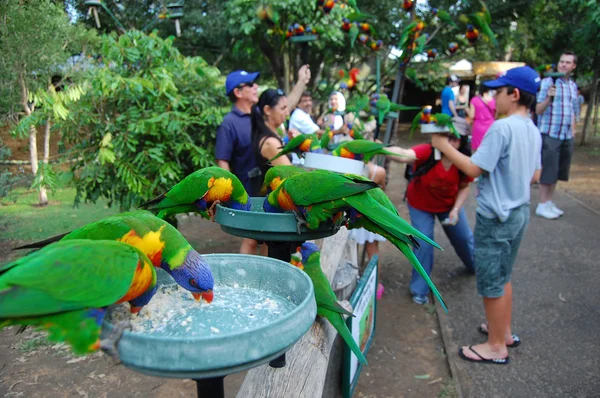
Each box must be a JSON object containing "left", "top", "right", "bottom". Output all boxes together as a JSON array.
[{"left": 237, "top": 228, "right": 352, "bottom": 398}]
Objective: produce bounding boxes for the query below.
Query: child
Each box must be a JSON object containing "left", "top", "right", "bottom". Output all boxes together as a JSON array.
[{"left": 431, "top": 66, "right": 542, "bottom": 365}]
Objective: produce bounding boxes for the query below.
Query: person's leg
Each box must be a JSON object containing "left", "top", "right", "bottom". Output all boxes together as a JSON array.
[
  {"left": 240, "top": 238, "right": 258, "bottom": 254},
  {"left": 440, "top": 208, "right": 475, "bottom": 273},
  {"left": 365, "top": 241, "right": 379, "bottom": 260},
  {"left": 259, "top": 243, "right": 268, "bottom": 256},
  {"left": 407, "top": 204, "right": 436, "bottom": 298},
  {"left": 538, "top": 136, "right": 560, "bottom": 218},
  {"left": 551, "top": 138, "right": 575, "bottom": 214},
  {"left": 539, "top": 183, "right": 556, "bottom": 203}
]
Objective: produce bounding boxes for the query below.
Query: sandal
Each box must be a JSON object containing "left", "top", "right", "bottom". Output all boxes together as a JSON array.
[
  {"left": 478, "top": 325, "right": 521, "bottom": 348},
  {"left": 458, "top": 346, "right": 510, "bottom": 365}
]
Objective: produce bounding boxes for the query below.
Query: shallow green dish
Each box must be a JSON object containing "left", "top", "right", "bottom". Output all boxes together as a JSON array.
[
  {"left": 215, "top": 197, "right": 339, "bottom": 242},
  {"left": 101, "top": 254, "right": 316, "bottom": 379}
]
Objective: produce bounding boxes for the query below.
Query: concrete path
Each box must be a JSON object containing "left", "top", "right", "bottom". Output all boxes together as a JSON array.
[{"left": 432, "top": 189, "right": 600, "bottom": 398}]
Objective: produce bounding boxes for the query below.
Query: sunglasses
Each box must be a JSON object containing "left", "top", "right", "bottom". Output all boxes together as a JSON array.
[{"left": 236, "top": 81, "right": 256, "bottom": 90}]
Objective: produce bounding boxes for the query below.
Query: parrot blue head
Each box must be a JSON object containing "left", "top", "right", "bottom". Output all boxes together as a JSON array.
[
  {"left": 263, "top": 197, "right": 283, "bottom": 213},
  {"left": 299, "top": 242, "right": 320, "bottom": 263},
  {"left": 230, "top": 200, "right": 252, "bottom": 211},
  {"left": 432, "top": 8, "right": 438, "bottom": 15},
  {"left": 129, "top": 284, "right": 158, "bottom": 314},
  {"left": 162, "top": 249, "right": 214, "bottom": 303}
]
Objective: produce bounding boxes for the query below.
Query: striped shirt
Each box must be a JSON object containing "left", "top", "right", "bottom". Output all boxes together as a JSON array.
[{"left": 536, "top": 77, "right": 578, "bottom": 140}]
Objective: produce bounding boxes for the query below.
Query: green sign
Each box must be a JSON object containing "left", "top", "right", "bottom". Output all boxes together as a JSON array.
[{"left": 343, "top": 255, "right": 378, "bottom": 398}]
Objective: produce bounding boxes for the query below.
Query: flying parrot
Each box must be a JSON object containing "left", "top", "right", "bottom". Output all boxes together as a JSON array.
[
  {"left": 432, "top": 8, "right": 458, "bottom": 29},
  {"left": 332, "top": 140, "right": 414, "bottom": 163},
  {"left": 432, "top": 113, "right": 460, "bottom": 138},
  {"left": 139, "top": 167, "right": 251, "bottom": 220},
  {"left": 349, "top": 23, "right": 360, "bottom": 48},
  {"left": 374, "top": 94, "right": 420, "bottom": 125},
  {"left": 298, "top": 242, "right": 367, "bottom": 365},
  {"left": 14, "top": 211, "right": 215, "bottom": 308},
  {"left": 260, "top": 165, "right": 307, "bottom": 196},
  {"left": 263, "top": 171, "right": 446, "bottom": 309},
  {"left": 269, "top": 134, "right": 322, "bottom": 163},
  {"left": 0, "top": 240, "right": 157, "bottom": 355}
]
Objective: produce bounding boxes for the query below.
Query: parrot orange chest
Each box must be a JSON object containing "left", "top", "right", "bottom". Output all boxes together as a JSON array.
[
  {"left": 118, "top": 226, "right": 166, "bottom": 267},
  {"left": 277, "top": 189, "right": 299, "bottom": 212},
  {"left": 339, "top": 147, "right": 356, "bottom": 159},
  {"left": 299, "top": 139, "right": 312, "bottom": 152},
  {"left": 204, "top": 177, "right": 234, "bottom": 203},
  {"left": 118, "top": 260, "right": 155, "bottom": 304}
]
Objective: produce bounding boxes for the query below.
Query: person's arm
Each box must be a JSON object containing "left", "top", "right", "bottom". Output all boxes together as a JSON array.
[
  {"left": 447, "top": 184, "right": 470, "bottom": 224},
  {"left": 262, "top": 137, "right": 292, "bottom": 166},
  {"left": 431, "top": 134, "right": 484, "bottom": 178},
  {"left": 216, "top": 159, "right": 230, "bottom": 171},
  {"left": 531, "top": 169, "right": 541, "bottom": 185},
  {"left": 384, "top": 146, "right": 417, "bottom": 164},
  {"left": 536, "top": 80, "right": 555, "bottom": 115},
  {"left": 449, "top": 98, "right": 458, "bottom": 118},
  {"left": 468, "top": 102, "right": 476, "bottom": 119},
  {"left": 287, "top": 65, "right": 311, "bottom": 110}
]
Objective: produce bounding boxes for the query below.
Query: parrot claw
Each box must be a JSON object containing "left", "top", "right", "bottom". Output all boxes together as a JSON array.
[
  {"left": 207, "top": 200, "right": 222, "bottom": 222},
  {"left": 292, "top": 211, "right": 308, "bottom": 234},
  {"left": 100, "top": 320, "right": 130, "bottom": 365}
]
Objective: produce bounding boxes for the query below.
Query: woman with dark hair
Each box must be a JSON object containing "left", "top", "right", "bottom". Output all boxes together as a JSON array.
[
  {"left": 248, "top": 88, "right": 298, "bottom": 196},
  {"left": 468, "top": 83, "right": 496, "bottom": 151},
  {"left": 386, "top": 135, "right": 475, "bottom": 305},
  {"left": 456, "top": 85, "right": 469, "bottom": 118}
]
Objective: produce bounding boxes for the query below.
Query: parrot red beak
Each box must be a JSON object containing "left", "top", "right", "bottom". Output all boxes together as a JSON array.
[
  {"left": 130, "top": 306, "right": 142, "bottom": 314},
  {"left": 192, "top": 290, "right": 214, "bottom": 303}
]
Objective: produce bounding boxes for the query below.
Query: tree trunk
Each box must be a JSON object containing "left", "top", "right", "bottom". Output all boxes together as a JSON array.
[
  {"left": 43, "top": 119, "right": 51, "bottom": 163},
  {"left": 19, "top": 71, "right": 48, "bottom": 206},
  {"left": 594, "top": 81, "right": 599, "bottom": 136},
  {"left": 580, "top": 69, "right": 599, "bottom": 145}
]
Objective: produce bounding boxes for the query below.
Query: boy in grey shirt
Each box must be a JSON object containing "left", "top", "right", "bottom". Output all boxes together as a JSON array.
[{"left": 432, "top": 66, "right": 542, "bottom": 365}]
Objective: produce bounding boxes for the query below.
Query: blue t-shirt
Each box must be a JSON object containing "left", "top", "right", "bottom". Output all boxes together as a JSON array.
[
  {"left": 441, "top": 86, "right": 455, "bottom": 116},
  {"left": 471, "top": 115, "right": 542, "bottom": 222},
  {"left": 215, "top": 106, "right": 257, "bottom": 193}
]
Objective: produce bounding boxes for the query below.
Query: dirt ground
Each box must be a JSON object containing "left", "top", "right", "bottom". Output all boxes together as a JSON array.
[{"left": 1, "top": 126, "right": 598, "bottom": 398}]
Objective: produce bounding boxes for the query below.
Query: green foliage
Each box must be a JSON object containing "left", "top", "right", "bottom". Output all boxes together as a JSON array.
[
  {"left": 57, "top": 30, "right": 228, "bottom": 210},
  {"left": 31, "top": 162, "right": 58, "bottom": 196}
]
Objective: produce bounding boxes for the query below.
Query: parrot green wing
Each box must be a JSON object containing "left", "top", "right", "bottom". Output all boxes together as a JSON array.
[
  {"left": 269, "top": 134, "right": 315, "bottom": 162},
  {"left": 349, "top": 24, "right": 359, "bottom": 48},
  {"left": 0, "top": 240, "right": 152, "bottom": 317},
  {"left": 282, "top": 171, "right": 378, "bottom": 206},
  {"left": 410, "top": 111, "right": 423, "bottom": 136},
  {"left": 320, "top": 128, "right": 332, "bottom": 149},
  {"left": 140, "top": 169, "right": 213, "bottom": 210},
  {"left": 390, "top": 104, "right": 421, "bottom": 112}
]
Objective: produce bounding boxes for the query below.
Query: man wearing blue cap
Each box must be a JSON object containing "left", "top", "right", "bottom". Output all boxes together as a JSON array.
[
  {"left": 216, "top": 66, "right": 311, "bottom": 254},
  {"left": 431, "top": 66, "right": 542, "bottom": 365}
]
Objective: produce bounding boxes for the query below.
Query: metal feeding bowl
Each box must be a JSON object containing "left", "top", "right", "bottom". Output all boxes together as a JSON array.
[
  {"left": 215, "top": 197, "right": 339, "bottom": 242},
  {"left": 101, "top": 254, "right": 316, "bottom": 379}
]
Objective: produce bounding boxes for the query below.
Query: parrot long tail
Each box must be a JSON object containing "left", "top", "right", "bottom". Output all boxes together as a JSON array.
[
  {"left": 139, "top": 193, "right": 166, "bottom": 209},
  {"left": 343, "top": 194, "right": 442, "bottom": 250},
  {"left": 325, "top": 311, "right": 368, "bottom": 365},
  {"left": 393, "top": 238, "right": 448, "bottom": 313},
  {"left": 156, "top": 205, "right": 202, "bottom": 220},
  {"left": 268, "top": 148, "right": 290, "bottom": 162},
  {"left": 12, "top": 232, "right": 70, "bottom": 250}
]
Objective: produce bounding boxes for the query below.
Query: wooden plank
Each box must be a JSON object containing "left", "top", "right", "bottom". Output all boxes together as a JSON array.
[{"left": 236, "top": 227, "right": 352, "bottom": 398}]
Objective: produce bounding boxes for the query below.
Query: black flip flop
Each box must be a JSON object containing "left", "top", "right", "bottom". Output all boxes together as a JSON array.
[
  {"left": 478, "top": 325, "right": 521, "bottom": 348},
  {"left": 459, "top": 346, "right": 510, "bottom": 365}
]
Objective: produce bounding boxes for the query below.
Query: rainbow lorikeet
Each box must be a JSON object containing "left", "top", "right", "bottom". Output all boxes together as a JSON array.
[
  {"left": 373, "top": 94, "right": 420, "bottom": 125},
  {"left": 298, "top": 242, "right": 367, "bottom": 365},
  {"left": 14, "top": 211, "right": 215, "bottom": 308},
  {"left": 0, "top": 240, "right": 157, "bottom": 355},
  {"left": 432, "top": 8, "right": 458, "bottom": 29},
  {"left": 332, "top": 140, "right": 414, "bottom": 163},
  {"left": 432, "top": 113, "right": 460, "bottom": 138},
  {"left": 259, "top": 165, "right": 307, "bottom": 196},
  {"left": 345, "top": 94, "right": 371, "bottom": 119},
  {"left": 269, "top": 133, "right": 322, "bottom": 163},
  {"left": 346, "top": 123, "right": 365, "bottom": 140},
  {"left": 140, "top": 167, "right": 251, "bottom": 220},
  {"left": 349, "top": 23, "right": 359, "bottom": 48},
  {"left": 342, "top": 175, "right": 447, "bottom": 311}
]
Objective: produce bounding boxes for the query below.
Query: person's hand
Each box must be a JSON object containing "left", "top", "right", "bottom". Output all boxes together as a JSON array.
[
  {"left": 337, "top": 124, "right": 349, "bottom": 135},
  {"left": 430, "top": 133, "right": 451, "bottom": 151},
  {"left": 547, "top": 85, "right": 556, "bottom": 98},
  {"left": 288, "top": 128, "right": 301, "bottom": 139},
  {"left": 442, "top": 208, "right": 459, "bottom": 226},
  {"left": 298, "top": 64, "right": 311, "bottom": 85}
]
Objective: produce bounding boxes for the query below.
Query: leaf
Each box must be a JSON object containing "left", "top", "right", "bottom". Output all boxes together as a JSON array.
[{"left": 414, "top": 374, "right": 431, "bottom": 379}]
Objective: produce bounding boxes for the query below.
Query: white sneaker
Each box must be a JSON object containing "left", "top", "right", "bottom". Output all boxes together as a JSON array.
[
  {"left": 549, "top": 201, "right": 564, "bottom": 216},
  {"left": 535, "top": 202, "right": 559, "bottom": 219}
]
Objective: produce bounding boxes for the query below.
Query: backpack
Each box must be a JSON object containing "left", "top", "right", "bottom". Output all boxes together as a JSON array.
[{"left": 403, "top": 145, "right": 438, "bottom": 201}]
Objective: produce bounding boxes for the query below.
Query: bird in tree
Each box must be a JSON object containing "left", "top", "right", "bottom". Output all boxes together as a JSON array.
[
  {"left": 298, "top": 242, "right": 367, "bottom": 365},
  {"left": 414, "top": 34, "right": 428, "bottom": 55},
  {"left": 349, "top": 23, "right": 360, "bottom": 48},
  {"left": 432, "top": 8, "right": 458, "bottom": 29},
  {"left": 14, "top": 211, "right": 215, "bottom": 308},
  {"left": 0, "top": 240, "right": 157, "bottom": 356},
  {"left": 139, "top": 167, "right": 251, "bottom": 220},
  {"left": 465, "top": 24, "right": 480, "bottom": 44},
  {"left": 269, "top": 133, "right": 322, "bottom": 163}
]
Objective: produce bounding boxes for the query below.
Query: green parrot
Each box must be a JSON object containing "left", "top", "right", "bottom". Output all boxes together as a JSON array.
[
  {"left": 139, "top": 166, "right": 251, "bottom": 220},
  {"left": 410, "top": 111, "right": 424, "bottom": 136},
  {"left": 320, "top": 126, "right": 334, "bottom": 150},
  {"left": 405, "top": 68, "right": 424, "bottom": 90},
  {"left": 346, "top": 0, "right": 361, "bottom": 13},
  {"left": 414, "top": 34, "right": 428, "bottom": 55},
  {"left": 345, "top": 94, "right": 371, "bottom": 120},
  {"left": 298, "top": 242, "right": 367, "bottom": 365},
  {"left": 14, "top": 211, "right": 215, "bottom": 308},
  {"left": 332, "top": 139, "right": 414, "bottom": 163},
  {"left": 349, "top": 23, "right": 359, "bottom": 48},
  {"left": 468, "top": 13, "right": 497, "bottom": 47},
  {"left": 259, "top": 165, "right": 307, "bottom": 196},
  {"left": 373, "top": 94, "right": 421, "bottom": 125},
  {"left": 478, "top": 0, "right": 492, "bottom": 25},
  {"left": 432, "top": 113, "right": 460, "bottom": 138},
  {"left": 345, "top": 11, "right": 374, "bottom": 22},
  {"left": 269, "top": 133, "right": 322, "bottom": 162},
  {"left": 263, "top": 171, "right": 446, "bottom": 309},
  {"left": 434, "top": 8, "right": 458, "bottom": 29},
  {"left": 398, "top": 22, "right": 418, "bottom": 49},
  {"left": 0, "top": 240, "right": 157, "bottom": 355}
]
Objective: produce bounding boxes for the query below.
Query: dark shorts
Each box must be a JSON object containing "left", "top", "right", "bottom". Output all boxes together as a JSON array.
[
  {"left": 540, "top": 135, "right": 574, "bottom": 184},
  {"left": 474, "top": 204, "right": 530, "bottom": 298}
]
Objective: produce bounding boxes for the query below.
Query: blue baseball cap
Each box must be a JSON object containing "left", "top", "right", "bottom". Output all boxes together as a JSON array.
[
  {"left": 225, "top": 70, "right": 260, "bottom": 95},
  {"left": 484, "top": 66, "right": 541, "bottom": 95}
]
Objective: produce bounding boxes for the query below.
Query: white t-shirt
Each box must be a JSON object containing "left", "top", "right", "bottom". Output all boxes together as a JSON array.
[{"left": 289, "top": 108, "right": 320, "bottom": 135}]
